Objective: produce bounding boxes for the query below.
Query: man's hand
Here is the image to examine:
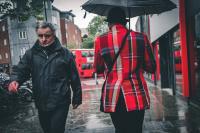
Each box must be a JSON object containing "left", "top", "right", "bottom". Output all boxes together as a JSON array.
[
  {"left": 8, "top": 81, "right": 19, "bottom": 93},
  {"left": 72, "top": 104, "right": 80, "bottom": 109}
]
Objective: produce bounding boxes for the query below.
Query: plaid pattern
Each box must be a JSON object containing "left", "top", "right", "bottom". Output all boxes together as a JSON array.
[{"left": 94, "top": 24, "right": 156, "bottom": 112}]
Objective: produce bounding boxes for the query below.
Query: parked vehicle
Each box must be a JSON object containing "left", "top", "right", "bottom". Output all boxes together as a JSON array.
[
  {"left": 18, "top": 80, "right": 33, "bottom": 103},
  {"left": 173, "top": 42, "right": 182, "bottom": 73},
  {"left": 71, "top": 49, "right": 96, "bottom": 78},
  {"left": 0, "top": 72, "right": 16, "bottom": 114},
  {"left": 0, "top": 73, "right": 33, "bottom": 115}
]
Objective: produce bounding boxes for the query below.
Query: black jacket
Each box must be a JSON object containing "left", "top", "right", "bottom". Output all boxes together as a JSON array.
[{"left": 11, "top": 38, "right": 82, "bottom": 111}]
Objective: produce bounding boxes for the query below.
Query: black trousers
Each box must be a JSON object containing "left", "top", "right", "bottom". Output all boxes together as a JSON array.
[
  {"left": 110, "top": 110, "right": 145, "bottom": 133},
  {"left": 38, "top": 105, "right": 70, "bottom": 133},
  {"left": 110, "top": 91, "right": 145, "bottom": 133}
]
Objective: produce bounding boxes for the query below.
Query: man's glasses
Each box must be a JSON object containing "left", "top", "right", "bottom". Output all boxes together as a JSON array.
[{"left": 37, "top": 33, "right": 53, "bottom": 38}]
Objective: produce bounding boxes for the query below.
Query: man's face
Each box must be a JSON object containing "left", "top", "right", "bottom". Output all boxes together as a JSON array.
[{"left": 36, "top": 27, "right": 55, "bottom": 47}]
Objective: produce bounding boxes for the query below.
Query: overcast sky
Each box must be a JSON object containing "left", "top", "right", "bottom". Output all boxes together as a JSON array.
[
  {"left": 52, "top": 0, "right": 137, "bottom": 30},
  {"left": 52, "top": 0, "right": 96, "bottom": 29}
]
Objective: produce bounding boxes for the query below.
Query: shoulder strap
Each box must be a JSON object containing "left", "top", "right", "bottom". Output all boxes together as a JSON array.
[{"left": 108, "top": 30, "right": 131, "bottom": 73}]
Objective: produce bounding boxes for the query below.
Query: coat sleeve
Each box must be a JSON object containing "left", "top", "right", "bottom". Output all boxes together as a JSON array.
[
  {"left": 94, "top": 37, "right": 105, "bottom": 74},
  {"left": 143, "top": 35, "right": 156, "bottom": 73},
  {"left": 68, "top": 52, "right": 82, "bottom": 105},
  {"left": 10, "top": 50, "right": 32, "bottom": 85}
]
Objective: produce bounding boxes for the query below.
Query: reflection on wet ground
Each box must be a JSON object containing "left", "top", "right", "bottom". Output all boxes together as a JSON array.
[
  {"left": 66, "top": 88, "right": 114, "bottom": 133},
  {"left": 147, "top": 85, "right": 200, "bottom": 133},
  {"left": 0, "top": 78, "right": 200, "bottom": 133}
]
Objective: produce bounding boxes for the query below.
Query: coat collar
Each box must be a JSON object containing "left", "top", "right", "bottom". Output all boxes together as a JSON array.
[
  {"left": 109, "top": 23, "right": 128, "bottom": 31},
  {"left": 32, "top": 37, "right": 63, "bottom": 53}
]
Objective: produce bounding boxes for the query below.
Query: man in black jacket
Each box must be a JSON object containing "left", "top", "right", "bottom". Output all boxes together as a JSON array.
[{"left": 8, "top": 22, "right": 82, "bottom": 133}]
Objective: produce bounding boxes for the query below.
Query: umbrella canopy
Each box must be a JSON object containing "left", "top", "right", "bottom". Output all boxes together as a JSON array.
[{"left": 82, "top": 0, "right": 177, "bottom": 18}]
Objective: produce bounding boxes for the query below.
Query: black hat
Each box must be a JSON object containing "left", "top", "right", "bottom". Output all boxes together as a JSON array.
[{"left": 105, "top": 7, "right": 128, "bottom": 24}]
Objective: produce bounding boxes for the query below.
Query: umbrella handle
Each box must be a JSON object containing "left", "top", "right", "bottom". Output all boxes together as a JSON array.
[
  {"left": 84, "top": 11, "right": 87, "bottom": 18},
  {"left": 128, "top": 8, "right": 131, "bottom": 30}
]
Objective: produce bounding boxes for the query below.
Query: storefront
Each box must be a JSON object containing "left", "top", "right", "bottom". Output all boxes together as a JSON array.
[
  {"left": 148, "top": 0, "right": 179, "bottom": 94},
  {"left": 179, "top": 0, "right": 200, "bottom": 104},
  {"left": 135, "top": 0, "right": 200, "bottom": 105},
  {"left": 172, "top": 28, "right": 183, "bottom": 95},
  {"left": 192, "top": 8, "right": 200, "bottom": 103}
]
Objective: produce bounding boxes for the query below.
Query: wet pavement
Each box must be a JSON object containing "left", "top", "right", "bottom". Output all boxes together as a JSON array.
[{"left": 0, "top": 77, "right": 200, "bottom": 133}]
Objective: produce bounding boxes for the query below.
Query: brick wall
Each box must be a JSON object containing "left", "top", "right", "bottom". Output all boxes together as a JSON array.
[
  {"left": 65, "top": 21, "right": 82, "bottom": 48},
  {"left": 60, "top": 18, "right": 67, "bottom": 45}
]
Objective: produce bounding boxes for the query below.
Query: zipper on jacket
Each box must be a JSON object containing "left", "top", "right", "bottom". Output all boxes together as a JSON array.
[{"left": 42, "top": 50, "right": 48, "bottom": 59}]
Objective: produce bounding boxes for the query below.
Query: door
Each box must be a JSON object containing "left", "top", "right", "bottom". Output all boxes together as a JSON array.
[{"left": 194, "top": 12, "right": 200, "bottom": 102}]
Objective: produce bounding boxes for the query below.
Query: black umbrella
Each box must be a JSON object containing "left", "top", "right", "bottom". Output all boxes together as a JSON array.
[{"left": 82, "top": 0, "right": 176, "bottom": 18}]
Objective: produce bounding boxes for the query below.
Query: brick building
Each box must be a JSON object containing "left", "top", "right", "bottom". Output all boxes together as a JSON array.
[
  {"left": 0, "top": 19, "right": 11, "bottom": 73},
  {"left": 60, "top": 11, "right": 82, "bottom": 48},
  {"left": 0, "top": 1, "right": 82, "bottom": 72}
]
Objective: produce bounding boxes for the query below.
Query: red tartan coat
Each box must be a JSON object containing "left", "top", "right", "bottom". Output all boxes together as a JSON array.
[{"left": 94, "top": 24, "right": 156, "bottom": 113}]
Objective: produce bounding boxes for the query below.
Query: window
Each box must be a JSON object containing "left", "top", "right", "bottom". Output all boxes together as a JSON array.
[
  {"left": 65, "top": 24, "right": 68, "bottom": 30},
  {"left": 81, "top": 63, "right": 93, "bottom": 70},
  {"left": 2, "top": 25, "right": 5, "bottom": 31},
  {"left": 66, "top": 33, "right": 68, "bottom": 38},
  {"left": 4, "top": 39, "right": 7, "bottom": 46},
  {"left": 11, "top": 49, "right": 13, "bottom": 57},
  {"left": 175, "top": 57, "right": 181, "bottom": 64},
  {"left": 69, "top": 16, "right": 73, "bottom": 21},
  {"left": 52, "top": 16, "right": 58, "bottom": 24},
  {"left": 18, "top": 17, "right": 23, "bottom": 23},
  {"left": 20, "top": 47, "right": 27, "bottom": 56},
  {"left": 195, "top": 12, "right": 200, "bottom": 42},
  {"left": 5, "top": 53, "right": 8, "bottom": 59},
  {"left": 82, "top": 51, "right": 89, "bottom": 57},
  {"left": 66, "top": 15, "right": 73, "bottom": 21},
  {"left": 19, "top": 31, "right": 27, "bottom": 39},
  {"left": 81, "top": 51, "right": 94, "bottom": 57},
  {"left": 89, "top": 51, "right": 94, "bottom": 56}
]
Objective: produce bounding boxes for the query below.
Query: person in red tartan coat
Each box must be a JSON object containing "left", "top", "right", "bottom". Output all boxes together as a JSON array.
[{"left": 94, "top": 7, "right": 156, "bottom": 133}]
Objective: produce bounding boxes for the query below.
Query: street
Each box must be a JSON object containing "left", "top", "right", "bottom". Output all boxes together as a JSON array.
[
  {"left": 0, "top": 77, "right": 200, "bottom": 133},
  {"left": 0, "top": 78, "right": 113, "bottom": 133},
  {"left": 1, "top": 0, "right": 200, "bottom": 133}
]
